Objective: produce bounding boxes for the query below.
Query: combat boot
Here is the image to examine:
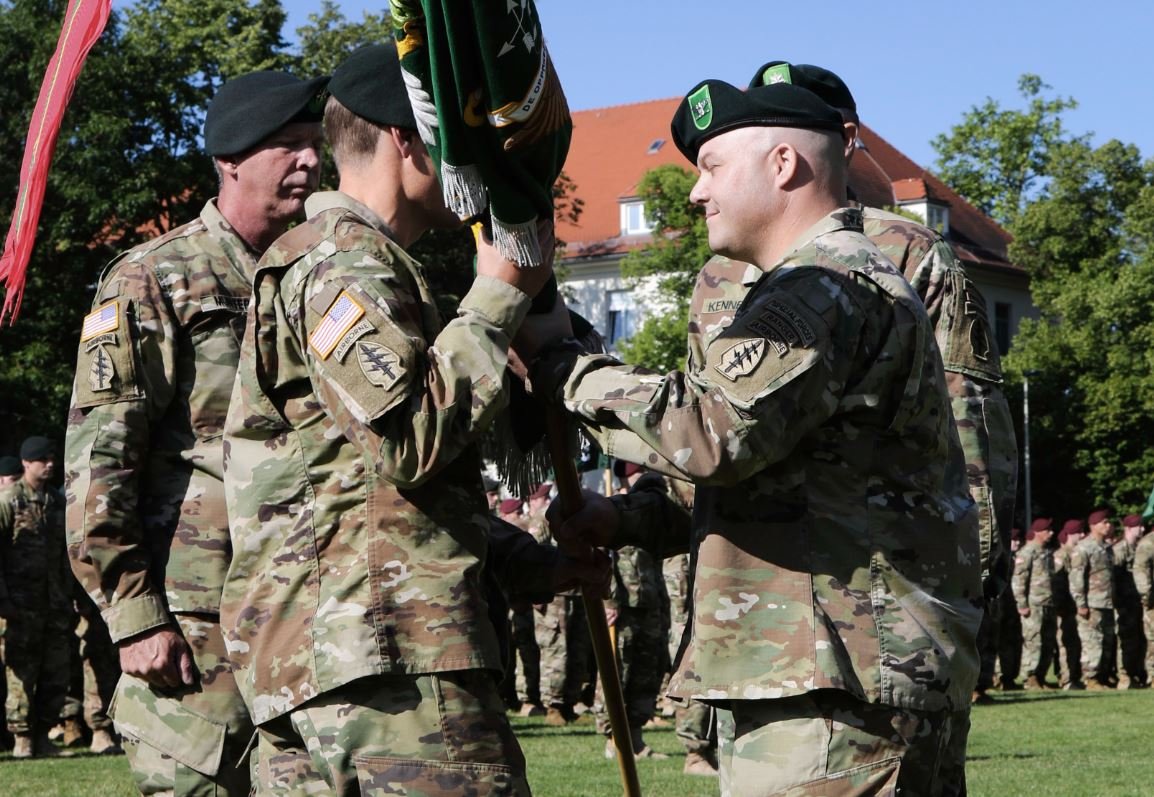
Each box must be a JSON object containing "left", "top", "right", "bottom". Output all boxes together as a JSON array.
[
  {"left": 1085, "top": 678, "right": 1112, "bottom": 691},
  {"left": 61, "top": 718, "right": 86, "bottom": 748},
  {"left": 89, "top": 729, "right": 122, "bottom": 755},
  {"left": 544, "top": 706, "right": 568, "bottom": 727},
  {"left": 12, "top": 734, "right": 34, "bottom": 759},
  {"left": 1024, "top": 675, "right": 1047, "bottom": 690},
  {"left": 683, "top": 751, "right": 720, "bottom": 776}
]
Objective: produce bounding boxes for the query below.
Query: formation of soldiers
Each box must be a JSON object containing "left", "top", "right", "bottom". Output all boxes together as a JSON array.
[{"left": 983, "top": 512, "right": 1154, "bottom": 698}]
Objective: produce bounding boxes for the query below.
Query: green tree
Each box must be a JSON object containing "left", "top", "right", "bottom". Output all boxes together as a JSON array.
[
  {"left": 615, "top": 164, "right": 708, "bottom": 372},
  {"left": 292, "top": 0, "right": 392, "bottom": 76},
  {"left": 932, "top": 74, "right": 1082, "bottom": 228},
  {"left": 0, "top": 0, "right": 289, "bottom": 453},
  {"left": 1003, "top": 139, "right": 1154, "bottom": 517}
]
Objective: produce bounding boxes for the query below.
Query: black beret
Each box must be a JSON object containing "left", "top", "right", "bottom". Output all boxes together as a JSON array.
[
  {"left": 205, "top": 71, "right": 330, "bottom": 156},
  {"left": 748, "top": 61, "right": 857, "bottom": 114},
  {"left": 20, "top": 436, "right": 54, "bottom": 461},
  {"left": 671, "top": 78, "right": 844, "bottom": 163},
  {"left": 0, "top": 456, "right": 22, "bottom": 476},
  {"left": 328, "top": 43, "right": 417, "bottom": 129}
]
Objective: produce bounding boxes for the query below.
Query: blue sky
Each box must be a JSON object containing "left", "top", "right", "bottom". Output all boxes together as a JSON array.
[{"left": 279, "top": 0, "right": 1150, "bottom": 171}]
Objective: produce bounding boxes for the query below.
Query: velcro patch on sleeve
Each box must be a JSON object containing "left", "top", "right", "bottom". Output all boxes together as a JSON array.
[
  {"left": 308, "top": 291, "right": 365, "bottom": 360},
  {"left": 81, "top": 301, "right": 120, "bottom": 341}
]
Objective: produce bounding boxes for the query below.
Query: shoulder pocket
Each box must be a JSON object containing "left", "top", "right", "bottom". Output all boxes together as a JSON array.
[{"left": 74, "top": 299, "right": 143, "bottom": 408}]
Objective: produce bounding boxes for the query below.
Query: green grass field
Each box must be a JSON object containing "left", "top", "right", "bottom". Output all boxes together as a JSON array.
[{"left": 2, "top": 689, "right": 1151, "bottom": 796}]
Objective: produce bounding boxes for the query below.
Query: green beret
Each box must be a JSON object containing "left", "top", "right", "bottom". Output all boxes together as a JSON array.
[
  {"left": 205, "top": 71, "right": 330, "bottom": 156},
  {"left": 328, "top": 43, "right": 417, "bottom": 130},
  {"left": 671, "top": 78, "right": 844, "bottom": 163},
  {"left": 19, "top": 436, "right": 54, "bottom": 461},
  {"left": 748, "top": 61, "right": 856, "bottom": 114},
  {"left": 0, "top": 456, "right": 21, "bottom": 476}
]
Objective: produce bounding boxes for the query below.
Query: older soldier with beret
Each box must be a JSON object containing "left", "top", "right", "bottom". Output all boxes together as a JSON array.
[
  {"left": 221, "top": 44, "right": 560, "bottom": 795},
  {"left": 524, "top": 77, "right": 981, "bottom": 794},
  {"left": 0, "top": 436, "right": 72, "bottom": 758},
  {"left": 65, "top": 70, "right": 328, "bottom": 795}
]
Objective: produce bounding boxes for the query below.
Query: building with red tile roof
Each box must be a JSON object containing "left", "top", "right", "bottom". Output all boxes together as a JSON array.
[{"left": 556, "top": 97, "right": 1035, "bottom": 356}]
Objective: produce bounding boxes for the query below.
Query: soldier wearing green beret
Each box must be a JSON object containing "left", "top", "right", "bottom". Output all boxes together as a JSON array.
[
  {"left": 519, "top": 76, "right": 981, "bottom": 794},
  {"left": 220, "top": 43, "right": 571, "bottom": 794},
  {"left": 65, "top": 70, "right": 328, "bottom": 795},
  {"left": 0, "top": 456, "right": 22, "bottom": 488}
]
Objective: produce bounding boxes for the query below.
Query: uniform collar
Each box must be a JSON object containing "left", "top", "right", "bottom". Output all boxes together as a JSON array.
[{"left": 305, "top": 191, "right": 398, "bottom": 242}]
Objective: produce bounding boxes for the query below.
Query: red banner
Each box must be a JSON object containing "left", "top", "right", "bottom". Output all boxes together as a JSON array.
[{"left": 0, "top": 0, "right": 112, "bottom": 324}]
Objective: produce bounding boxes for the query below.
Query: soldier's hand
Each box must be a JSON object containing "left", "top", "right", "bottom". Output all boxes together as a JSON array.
[
  {"left": 547, "top": 489, "right": 620, "bottom": 560},
  {"left": 1077, "top": 607, "right": 1089, "bottom": 619},
  {"left": 475, "top": 219, "right": 556, "bottom": 298},
  {"left": 511, "top": 293, "right": 573, "bottom": 371},
  {"left": 1018, "top": 607, "right": 1031, "bottom": 618},
  {"left": 119, "top": 626, "right": 196, "bottom": 691},
  {"left": 550, "top": 549, "right": 611, "bottom": 598}
]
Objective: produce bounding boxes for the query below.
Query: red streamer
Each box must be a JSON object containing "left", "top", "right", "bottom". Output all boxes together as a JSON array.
[{"left": 0, "top": 0, "right": 112, "bottom": 324}]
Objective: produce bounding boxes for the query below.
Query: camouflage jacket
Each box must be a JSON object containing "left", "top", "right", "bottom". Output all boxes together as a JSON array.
[
  {"left": 695, "top": 207, "right": 1017, "bottom": 599},
  {"left": 222, "top": 192, "right": 527, "bottom": 724},
  {"left": 0, "top": 480, "right": 71, "bottom": 611},
  {"left": 1112, "top": 538, "right": 1140, "bottom": 604},
  {"left": 1012, "top": 540, "right": 1055, "bottom": 608},
  {"left": 1069, "top": 537, "right": 1115, "bottom": 610},
  {"left": 537, "top": 207, "right": 982, "bottom": 712},
  {"left": 1133, "top": 533, "right": 1154, "bottom": 609},
  {"left": 65, "top": 200, "right": 255, "bottom": 642}
]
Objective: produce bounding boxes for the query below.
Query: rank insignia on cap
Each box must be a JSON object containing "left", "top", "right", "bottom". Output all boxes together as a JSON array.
[
  {"left": 309, "top": 290, "right": 365, "bottom": 360},
  {"left": 81, "top": 301, "right": 119, "bottom": 342},
  {"left": 715, "top": 338, "right": 766, "bottom": 381},
  {"left": 689, "top": 84, "right": 713, "bottom": 131},
  {"left": 88, "top": 345, "right": 116, "bottom": 392},
  {"left": 357, "top": 341, "right": 404, "bottom": 389},
  {"left": 760, "top": 64, "right": 793, "bottom": 85}
]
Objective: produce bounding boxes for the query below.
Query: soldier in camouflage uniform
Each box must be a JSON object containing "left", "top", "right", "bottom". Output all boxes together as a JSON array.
[
  {"left": 1013, "top": 519, "right": 1058, "bottom": 689},
  {"left": 1113, "top": 514, "right": 1147, "bottom": 688},
  {"left": 220, "top": 45, "right": 556, "bottom": 794},
  {"left": 496, "top": 497, "right": 544, "bottom": 714},
  {"left": 525, "top": 76, "right": 981, "bottom": 795},
  {"left": 0, "top": 437, "right": 72, "bottom": 758},
  {"left": 1132, "top": 519, "right": 1154, "bottom": 682},
  {"left": 65, "top": 72, "right": 328, "bottom": 794},
  {"left": 1053, "top": 520, "right": 1086, "bottom": 688},
  {"left": 1069, "top": 510, "right": 1117, "bottom": 689}
]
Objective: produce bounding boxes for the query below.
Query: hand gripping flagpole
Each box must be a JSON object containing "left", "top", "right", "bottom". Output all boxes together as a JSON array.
[{"left": 544, "top": 407, "right": 642, "bottom": 797}]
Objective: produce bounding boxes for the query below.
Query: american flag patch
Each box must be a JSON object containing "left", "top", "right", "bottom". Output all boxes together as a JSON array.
[
  {"left": 81, "top": 301, "right": 119, "bottom": 341},
  {"left": 308, "top": 290, "right": 365, "bottom": 359}
]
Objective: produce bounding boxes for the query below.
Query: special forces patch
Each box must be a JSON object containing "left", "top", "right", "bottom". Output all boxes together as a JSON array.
[
  {"left": 88, "top": 345, "right": 116, "bottom": 392},
  {"left": 357, "top": 341, "right": 404, "bottom": 390},
  {"left": 715, "top": 338, "right": 766, "bottom": 381}
]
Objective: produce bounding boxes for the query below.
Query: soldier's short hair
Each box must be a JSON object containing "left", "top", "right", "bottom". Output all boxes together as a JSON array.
[{"left": 324, "top": 96, "right": 386, "bottom": 169}]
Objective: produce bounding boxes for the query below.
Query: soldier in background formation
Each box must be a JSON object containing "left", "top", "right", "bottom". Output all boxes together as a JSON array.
[
  {"left": 0, "top": 437, "right": 71, "bottom": 758},
  {"left": 1113, "top": 515, "right": 1147, "bottom": 689},
  {"left": 65, "top": 69, "right": 328, "bottom": 794},
  {"left": 1013, "top": 518, "right": 1058, "bottom": 689},
  {"left": 1070, "top": 510, "right": 1117, "bottom": 690}
]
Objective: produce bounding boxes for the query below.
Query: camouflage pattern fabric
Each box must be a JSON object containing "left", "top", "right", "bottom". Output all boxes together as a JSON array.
[
  {"left": 1013, "top": 541, "right": 1058, "bottom": 681},
  {"left": 115, "top": 613, "right": 254, "bottom": 795},
  {"left": 1070, "top": 537, "right": 1116, "bottom": 682},
  {"left": 0, "top": 479, "right": 72, "bottom": 735},
  {"left": 221, "top": 191, "right": 526, "bottom": 785},
  {"left": 511, "top": 607, "right": 540, "bottom": 706},
  {"left": 254, "top": 671, "right": 529, "bottom": 796},
  {"left": 536, "top": 207, "right": 982, "bottom": 714},
  {"left": 1134, "top": 533, "right": 1154, "bottom": 677},
  {"left": 534, "top": 594, "right": 594, "bottom": 710},
  {"left": 63, "top": 199, "right": 257, "bottom": 791},
  {"left": 715, "top": 690, "right": 952, "bottom": 797},
  {"left": 1112, "top": 537, "right": 1148, "bottom": 684},
  {"left": 1052, "top": 545, "right": 1083, "bottom": 687},
  {"left": 61, "top": 608, "right": 120, "bottom": 733}
]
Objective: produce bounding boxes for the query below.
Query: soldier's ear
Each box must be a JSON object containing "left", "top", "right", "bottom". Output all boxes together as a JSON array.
[
  {"left": 842, "top": 122, "right": 859, "bottom": 163},
  {"left": 388, "top": 126, "right": 423, "bottom": 161}
]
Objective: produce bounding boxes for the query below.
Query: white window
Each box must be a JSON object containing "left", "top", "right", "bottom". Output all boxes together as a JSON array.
[
  {"left": 926, "top": 204, "right": 950, "bottom": 234},
  {"left": 606, "top": 290, "right": 638, "bottom": 346},
  {"left": 620, "top": 200, "right": 653, "bottom": 235}
]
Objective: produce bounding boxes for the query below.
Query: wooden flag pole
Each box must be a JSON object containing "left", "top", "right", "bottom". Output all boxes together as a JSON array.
[{"left": 545, "top": 407, "right": 641, "bottom": 797}]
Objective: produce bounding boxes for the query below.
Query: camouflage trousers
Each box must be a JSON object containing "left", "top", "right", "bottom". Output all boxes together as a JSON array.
[
  {"left": 535, "top": 594, "right": 594, "bottom": 709},
  {"left": 1144, "top": 608, "right": 1154, "bottom": 678},
  {"left": 1055, "top": 606, "right": 1082, "bottom": 686},
  {"left": 0, "top": 609, "right": 71, "bottom": 734},
  {"left": 714, "top": 690, "right": 955, "bottom": 797},
  {"left": 115, "top": 613, "right": 254, "bottom": 796},
  {"left": 61, "top": 612, "right": 120, "bottom": 732},
  {"left": 1020, "top": 605, "right": 1058, "bottom": 680},
  {"left": 593, "top": 605, "right": 667, "bottom": 735},
  {"left": 254, "top": 670, "right": 530, "bottom": 796},
  {"left": 675, "top": 699, "right": 716, "bottom": 755},
  {"left": 511, "top": 607, "right": 540, "bottom": 706},
  {"left": 1115, "top": 600, "right": 1147, "bottom": 684},
  {"left": 1077, "top": 609, "right": 1116, "bottom": 683}
]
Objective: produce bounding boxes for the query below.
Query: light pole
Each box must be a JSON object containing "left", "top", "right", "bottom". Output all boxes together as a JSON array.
[{"left": 1022, "top": 369, "right": 1040, "bottom": 533}]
